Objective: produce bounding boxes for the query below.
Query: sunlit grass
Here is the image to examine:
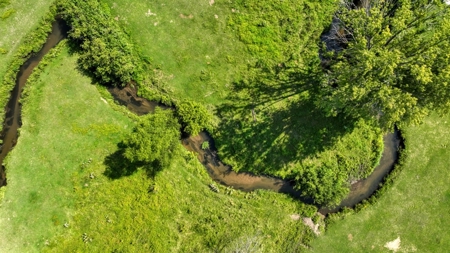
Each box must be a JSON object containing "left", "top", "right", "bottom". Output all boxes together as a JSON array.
[
  {"left": 102, "top": 0, "right": 248, "bottom": 105},
  {"left": 0, "top": 49, "right": 133, "bottom": 252}
]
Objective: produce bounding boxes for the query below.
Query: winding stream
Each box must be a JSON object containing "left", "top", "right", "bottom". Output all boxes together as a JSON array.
[
  {"left": 0, "top": 21, "right": 66, "bottom": 187},
  {"left": 0, "top": 20, "right": 402, "bottom": 215},
  {"left": 108, "top": 84, "right": 402, "bottom": 214}
]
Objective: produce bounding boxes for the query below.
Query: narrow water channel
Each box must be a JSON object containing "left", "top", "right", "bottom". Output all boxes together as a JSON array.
[
  {"left": 1, "top": 20, "right": 402, "bottom": 215},
  {"left": 0, "top": 22, "right": 66, "bottom": 187},
  {"left": 108, "top": 84, "right": 402, "bottom": 214}
]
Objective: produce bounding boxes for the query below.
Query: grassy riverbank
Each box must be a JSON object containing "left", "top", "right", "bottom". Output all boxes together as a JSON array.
[
  {"left": 0, "top": 49, "right": 134, "bottom": 252},
  {"left": 0, "top": 48, "right": 318, "bottom": 252},
  {"left": 101, "top": 0, "right": 249, "bottom": 105},
  {"left": 310, "top": 113, "right": 450, "bottom": 252},
  {"left": 0, "top": 0, "right": 54, "bottom": 79}
]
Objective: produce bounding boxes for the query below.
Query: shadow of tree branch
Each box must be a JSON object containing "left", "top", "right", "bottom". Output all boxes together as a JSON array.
[
  {"left": 103, "top": 141, "right": 162, "bottom": 179},
  {"left": 214, "top": 66, "right": 358, "bottom": 176}
]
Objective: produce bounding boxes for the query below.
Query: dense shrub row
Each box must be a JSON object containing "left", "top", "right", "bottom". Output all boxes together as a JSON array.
[{"left": 56, "top": 0, "right": 141, "bottom": 87}]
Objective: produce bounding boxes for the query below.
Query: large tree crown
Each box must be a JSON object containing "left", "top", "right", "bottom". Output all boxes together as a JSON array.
[{"left": 320, "top": 0, "right": 450, "bottom": 129}]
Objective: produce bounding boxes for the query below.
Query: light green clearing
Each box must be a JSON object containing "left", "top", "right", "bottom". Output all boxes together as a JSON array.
[
  {"left": 103, "top": 0, "right": 248, "bottom": 105},
  {"left": 310, "top": 113, "right": 450, "bottom": 252}
]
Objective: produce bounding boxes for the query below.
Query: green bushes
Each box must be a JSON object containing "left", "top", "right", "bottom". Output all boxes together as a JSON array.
[
  {"left": 294, "top": 120, "right": 382, "bottom": 205},
  {"left": 326, "top": 135, "right": 407, "bottom": 225},
  {"left": 201, "top": 141, "right": 210, "bottom": 150},
  {"left": 123, "top": 108, "right": 181, "bottom": 171},
  {"left": 57, "top": 0, "right": 141, "bottom": 86},
  {"left": 176, "top": 100, "right": 214, "bottom": 136}
]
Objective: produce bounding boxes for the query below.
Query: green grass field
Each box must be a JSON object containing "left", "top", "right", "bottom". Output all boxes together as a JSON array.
[
  {"left": 310, "top": 113, "right": 450, "bottom": 252},
  {"left": 102, "top": 0, "right": 248, "bottom": 105},
  {"left": 0, "top": 47, "right": 318, "bottom": 252},
  {"left": 2, "top": 1, "right": 450, "bottom": 252}
]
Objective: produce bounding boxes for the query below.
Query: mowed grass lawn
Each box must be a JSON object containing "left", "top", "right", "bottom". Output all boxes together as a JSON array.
[
  {"left": 103, "top": 0, "right": 248, "bottom": 105},
  {"left": 310, "top": 113, "right": 450, "bottom": 252},
  {"left": 0, "top": 0, "right": 54, "bottom": 79},
  {"left": 0, "top": 49, "right": 134, "bottom": 252}
]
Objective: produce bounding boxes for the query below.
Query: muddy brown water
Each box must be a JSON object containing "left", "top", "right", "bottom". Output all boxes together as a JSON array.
[
  {"left": 319, "top": 131, "right": 401, "bottom": 213},
  {"left": 0, "top": 21, "right": 67, "bottom": 187},
  {"left": 1, "top": 20, "right": 401, "bottom": 215}
]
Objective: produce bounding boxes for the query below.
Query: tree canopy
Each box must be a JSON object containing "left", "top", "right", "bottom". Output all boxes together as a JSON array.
[
  {"left": 57, "top": 0, "right": 140, "bottom": 86},
  {"left": 319, "top": 0, "right": 450, "bottom": 129},
  {"left": 123, "top": 108, "right": 180, "bottom": 171}
]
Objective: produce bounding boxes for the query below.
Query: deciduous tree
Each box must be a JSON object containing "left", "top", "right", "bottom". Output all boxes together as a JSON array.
[
  {"left": 320, "top": 0, "right": 450, "bottom": 129},
  {"left": 123, "top": 108, "right": 180, "bottom": 171}
]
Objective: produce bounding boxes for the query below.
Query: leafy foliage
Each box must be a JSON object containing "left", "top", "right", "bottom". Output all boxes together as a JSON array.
[
  {"left": 201, "top": 141, "right": 210, "bottom": 150},
  {"left": 57, "top": 0, "right": 140, "bottom": 86},
  {"left": 294, "top": 120, "right": 383, "bottom": 205},
  {"left": 123, "top": 108, "right": 180, "bottom": 170},
  {"left": 320, "top": 0, "right": 450, "bottom": 129},
  {"left": 176, "top": 100, "right": 214, "bottom": 136}
]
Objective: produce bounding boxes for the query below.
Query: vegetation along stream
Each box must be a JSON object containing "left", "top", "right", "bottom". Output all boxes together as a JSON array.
[{"left": 1, "top": 20, "right": 401, "bottom": 214}]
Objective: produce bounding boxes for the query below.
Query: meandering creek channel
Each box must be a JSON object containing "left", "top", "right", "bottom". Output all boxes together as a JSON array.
[
  {"left": 0, "top": 21, "right": 402, "bottom": 215},
  {"left": 0, "top": 21, "right": 66, "bottom": 188}
]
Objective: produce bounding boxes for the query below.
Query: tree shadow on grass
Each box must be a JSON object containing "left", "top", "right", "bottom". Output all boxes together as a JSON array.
[
  {"left": 214, "top": 67, "right": 358, "bottom": 176},
  {"left": 103, "top": 142, "right": 161, "bottom": 179}
]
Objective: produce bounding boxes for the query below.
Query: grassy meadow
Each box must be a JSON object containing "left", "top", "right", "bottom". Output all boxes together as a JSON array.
[
  {"left": 0, "top": 47, "right": 318, "bottom": 252},
  {"left": 310, "top": 113, "right": 450, "bottom": 252},
  {"left": 1, "top": 0, "right": 449, "bottom": 252},
  {"left": 102, "top": 0, "right": 248, "bottom": 105}
]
